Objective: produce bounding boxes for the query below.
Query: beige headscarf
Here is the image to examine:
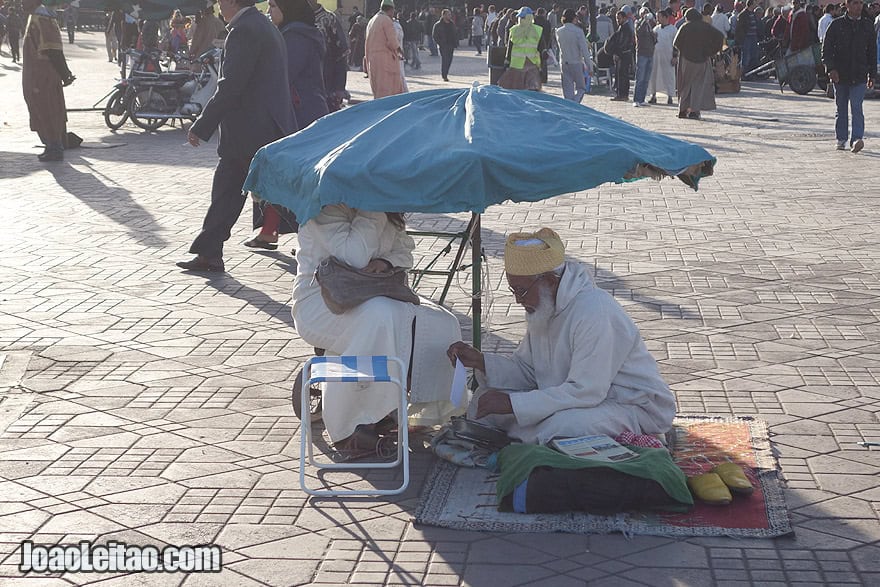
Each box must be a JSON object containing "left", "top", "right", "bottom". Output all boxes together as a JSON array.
[{"left": 504, "top": 228, "right": 565, "bottom": 276}]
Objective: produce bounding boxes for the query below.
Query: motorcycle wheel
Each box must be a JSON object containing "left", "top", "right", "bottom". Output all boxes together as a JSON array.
[
  {"left": 130, "top": 92, "right": 169, "bottom": 131},
  {"left": 103, "top": 89, "right": 130, "bottom": 130}
]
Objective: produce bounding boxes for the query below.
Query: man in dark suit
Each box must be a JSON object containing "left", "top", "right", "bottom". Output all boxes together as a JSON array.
[{"left": 177, "top": 0, "right": 297, "bottom": 273}]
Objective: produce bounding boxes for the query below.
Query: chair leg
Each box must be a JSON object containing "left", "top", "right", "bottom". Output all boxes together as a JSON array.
[{"left": 298, "top": 356, "right": 410, "bottom": 496}]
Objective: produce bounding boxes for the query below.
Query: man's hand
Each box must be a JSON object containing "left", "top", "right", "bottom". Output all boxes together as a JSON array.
[
  {"left": 829, "top": 69, "right": 840, "bottom": 84},
  {"left": 476, "top": 389, "right": 512, "bottom": 418},
  {"left": 62, "top": 73, "right": 76, "bottom": 87},
  {"left": 868, "top": 75, "right": 875, "bottom": 89},
  {"left": 446, "top": 341, "right": 485, "bottom": 372},
  {"left": 362, "top": 259, "right": 392, "bottom": 273},
  {"left": 187, "top": 129, "right": 201, "bottom": 147}
]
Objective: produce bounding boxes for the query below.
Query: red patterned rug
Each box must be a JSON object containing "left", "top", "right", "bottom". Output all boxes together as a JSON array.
[{"left": 415, "top": 416, "right": 793, "bottom": 537}]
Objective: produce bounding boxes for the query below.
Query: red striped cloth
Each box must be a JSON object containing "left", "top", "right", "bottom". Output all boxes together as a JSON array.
[{"left": 614, "top": 430, "right": 665, "bottom": 449}]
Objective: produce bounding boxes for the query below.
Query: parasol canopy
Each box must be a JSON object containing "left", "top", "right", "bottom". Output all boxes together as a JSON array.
[{"left": 243, "top": 83, "right": 716, "bottom": 226}]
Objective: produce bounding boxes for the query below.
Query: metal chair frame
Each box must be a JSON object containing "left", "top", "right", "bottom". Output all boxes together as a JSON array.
[{"left": 299, "top": 355, "right": 409, "bottom": 497}]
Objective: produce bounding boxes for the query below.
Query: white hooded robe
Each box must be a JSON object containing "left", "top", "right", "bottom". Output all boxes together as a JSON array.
[
  {"left": 470, "top": 260, "right": 675, "bottom": 444},
  {"left": 292, "top": 204, "right": 460, "bottom": 441}
]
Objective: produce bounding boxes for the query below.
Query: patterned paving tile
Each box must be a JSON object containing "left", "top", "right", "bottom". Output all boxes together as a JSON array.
[
  {"left": 126, "top": 387, "right": 242, "bottom": 410},
  {"left": 42, "top": 447, "right": 186, "bottom": 477},
  {"left": 1, "top": 414, "right": 74, "bottom": 439}
]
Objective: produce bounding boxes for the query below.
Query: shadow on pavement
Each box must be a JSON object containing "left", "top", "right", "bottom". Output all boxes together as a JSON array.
[
  {"left": 0, "top": 61, "right": 22, "bottom": 78},
  {"left": 65, "top": 125, "right": 216, "bottom": 167},
  {"left": 197, "top": 273, "right": 296, "bottom": 328},
  {"left": 0, "top": 150, "right": 40, "bottom": 179},
  {"left": 421, "top": 213, "right": 703, "bottom": 326},
  {"left": 43, "top": 154, "right": 169, "bottom": 247}
]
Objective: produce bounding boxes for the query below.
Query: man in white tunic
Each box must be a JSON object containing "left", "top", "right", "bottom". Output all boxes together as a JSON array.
[
  {"left": 448, "top": 228, "right": 675, "bottom": 445},
  {"left": 648, "top": 8, "right": 678, "bottom": 105}
]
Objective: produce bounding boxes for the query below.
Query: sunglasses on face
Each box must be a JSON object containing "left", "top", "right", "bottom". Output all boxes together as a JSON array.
[{"left": 508, "top": 274, "right": 548, "bottom": 298}]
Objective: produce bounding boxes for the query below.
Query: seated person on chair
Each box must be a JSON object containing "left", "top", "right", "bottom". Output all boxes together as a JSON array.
[
  {"left": 447, "top": 228, "right": 675, "bottom": 445},
  {"left": 292, "top": 203, "right": 462, "bottom": 460}
]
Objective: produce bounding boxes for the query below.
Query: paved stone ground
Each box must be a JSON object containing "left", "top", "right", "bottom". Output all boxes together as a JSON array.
[{"left": 1, "top": 31, "right": 880, "bottom": 587}]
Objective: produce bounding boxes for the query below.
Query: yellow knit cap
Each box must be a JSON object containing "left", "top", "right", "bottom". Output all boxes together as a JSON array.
[{"left": 504, "top": 228, "right": 565, "bottom": 276}]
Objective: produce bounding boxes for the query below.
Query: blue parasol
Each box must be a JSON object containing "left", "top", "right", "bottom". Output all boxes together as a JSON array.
[
  {"left": 243, "top": 82, "right": 716, "bottom": 226},
  {"left": 243, "top": 83, "right": 716, "bottom": 348}
]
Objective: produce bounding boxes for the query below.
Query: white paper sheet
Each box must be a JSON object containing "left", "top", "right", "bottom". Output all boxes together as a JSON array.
[{"left": 449, "top": 359, "right": 467, "bottom": 408}]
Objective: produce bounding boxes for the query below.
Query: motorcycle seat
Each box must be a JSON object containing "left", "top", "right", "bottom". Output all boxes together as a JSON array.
[
  {"left": 131, "top": 70, "right": 161, "bottom": 79},
  {"left": 156, "top": 72, "right": 194, "bottom": 82}
]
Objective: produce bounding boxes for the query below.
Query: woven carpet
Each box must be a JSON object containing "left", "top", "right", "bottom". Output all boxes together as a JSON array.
[{"left": 414, "top": 416, "right": 792, "bottom": 537}]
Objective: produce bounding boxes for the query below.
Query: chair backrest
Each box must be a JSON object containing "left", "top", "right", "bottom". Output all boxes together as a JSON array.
[{"left": 308, "top": 355, "right": 395, "bottom": 383}]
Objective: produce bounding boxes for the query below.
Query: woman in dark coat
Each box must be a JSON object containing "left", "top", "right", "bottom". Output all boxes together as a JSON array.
[
  {"left": 349, "top": 16, "right": 366, "bottom": 70},
  {"left": 247, "top": 0, "right": 330, "bottom": 250},
  {"left": 274, "top": 0, "right": 329, "bottom": 129}
]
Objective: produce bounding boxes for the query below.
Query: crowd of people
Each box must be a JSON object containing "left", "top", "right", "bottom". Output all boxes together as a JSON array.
[
  {"left": 547, "top": 0, "right": 878, "bottom": 125},
  {"left": 7, "top": 0, "right": 877, "bottom": 196}
]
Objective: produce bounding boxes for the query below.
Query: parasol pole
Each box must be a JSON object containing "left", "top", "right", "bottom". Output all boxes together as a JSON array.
[{"left": 471, "top": 213, "right": 482, "bottom": 351}]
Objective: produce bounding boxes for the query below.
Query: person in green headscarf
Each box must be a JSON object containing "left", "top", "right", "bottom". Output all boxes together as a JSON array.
[{"left": 21, "top": 0, "right": 75, "bottom": 162}]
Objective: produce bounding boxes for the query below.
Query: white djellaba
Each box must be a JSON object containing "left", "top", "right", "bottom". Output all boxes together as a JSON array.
[{"left": 292, "top": 204, "right": 461, "bottom": 442}]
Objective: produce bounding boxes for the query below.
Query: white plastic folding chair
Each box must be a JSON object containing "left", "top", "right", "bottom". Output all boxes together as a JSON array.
[
  {"left": 591, "top": 43, "right": 613, "bottom": 89},
  {"left": 299, "top": 355, "right": 409, "bottom": 497}
]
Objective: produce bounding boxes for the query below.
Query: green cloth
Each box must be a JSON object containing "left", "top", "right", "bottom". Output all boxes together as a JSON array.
[{"left": 496, "top": 444, "right": 694, "bottom": 507}]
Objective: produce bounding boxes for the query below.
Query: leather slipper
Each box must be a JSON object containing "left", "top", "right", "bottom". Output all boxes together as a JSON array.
[
  {"left": 687, "top": 473, "right": 732, "bottom": 505},
  {"left": 244, "top": 238, "right": 278, "bottom": 250},
  {"left": 374, "top": 415, "right": 397, "bottom": 437},
  {"left": 333, "top": 425, "right": 396, "bottom": 462},
  {"left": 713, "top": 462, "right": 754, "bottom": 495},
  {"left": 333, "top": 425, "right": 380, "bottom": 462}
]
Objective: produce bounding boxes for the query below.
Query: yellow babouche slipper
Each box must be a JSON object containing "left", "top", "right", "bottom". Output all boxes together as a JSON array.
[
  {"left": 687, "top": 473, "right": 732, "bottom": 506},
  {"left": 713, "top": 462, "right": 754, "bottom": 495}
]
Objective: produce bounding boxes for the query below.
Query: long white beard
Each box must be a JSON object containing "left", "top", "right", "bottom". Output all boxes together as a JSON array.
[{"left": 525, "top": 284, "right": 556, "bottom": 336}]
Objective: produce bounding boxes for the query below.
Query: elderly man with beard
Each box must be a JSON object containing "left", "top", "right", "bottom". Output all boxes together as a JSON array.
[{"left": 447, "top": 229, "right": 675, "bottom": 445}]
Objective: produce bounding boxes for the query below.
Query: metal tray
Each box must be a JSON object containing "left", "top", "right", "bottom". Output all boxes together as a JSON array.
[{"left": 450, "top": 416, "right": 513, "bottom": 450}]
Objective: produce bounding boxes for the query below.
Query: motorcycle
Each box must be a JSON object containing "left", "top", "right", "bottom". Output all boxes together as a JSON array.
[{"left": 104, "top": 47, "right": 222, "bottom": 132}]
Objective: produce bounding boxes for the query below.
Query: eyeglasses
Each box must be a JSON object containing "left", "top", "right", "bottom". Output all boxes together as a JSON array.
[{"left": 507, "top": 274, "right": 547, "bottom": 298}]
